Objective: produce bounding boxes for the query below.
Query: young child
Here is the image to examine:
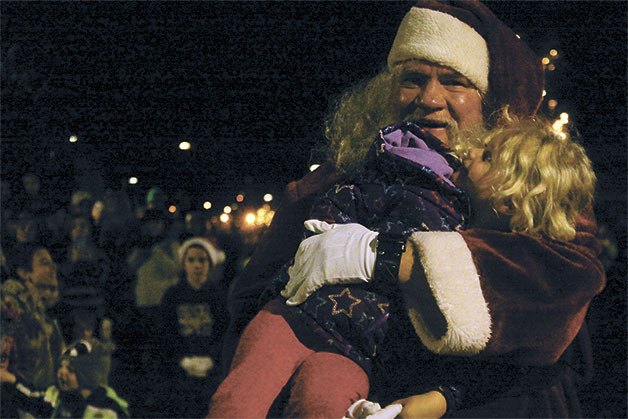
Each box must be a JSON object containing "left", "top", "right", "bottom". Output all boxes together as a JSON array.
[
  {"left": 159, "top": 237, "right": 227, "bottom": 418},
  {"left": 209, "top": 115, "right": 596, "bottom": 418},
  {"left": 0, "top": 338, "right": 128, "bottom": 418}
]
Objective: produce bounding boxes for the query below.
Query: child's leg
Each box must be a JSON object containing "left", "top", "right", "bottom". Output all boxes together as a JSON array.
[
  {"left": 208, "top": 304, "right": 314, "bottom": 418},
  {"left": 283, "top": 351, "right": 369, "bottom": 418}
]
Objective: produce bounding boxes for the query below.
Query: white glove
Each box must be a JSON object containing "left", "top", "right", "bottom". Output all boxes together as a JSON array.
[
  {"left": 281, "top": 220, "right": 378, "bottom": 306},
  {"left": 344, "top": 399, "right": 403, "bottom": 419},
  {"left": 179, "top": 356, "right": 214, "bottom": 378}
]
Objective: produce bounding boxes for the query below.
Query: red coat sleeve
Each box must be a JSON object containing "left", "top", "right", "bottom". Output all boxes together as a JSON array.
[{"left": 404, "top": 209, "right": 606, "bottom": 365}]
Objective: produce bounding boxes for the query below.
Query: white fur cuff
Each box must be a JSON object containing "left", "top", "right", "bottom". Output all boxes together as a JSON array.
[
  {"left": 406, "top": 231, "right": 491, "bottom": 355},
  {"left": 388, "top": 7, "right": 489, "bottom": 94}
]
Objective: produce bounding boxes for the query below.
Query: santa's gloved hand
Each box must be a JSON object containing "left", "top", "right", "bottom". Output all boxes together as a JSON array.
[
  {"left": 344, "top": 399, "right": 403, "bottom": 419},
  {"left": 180, "top": 356, "right": 214, "bottom": 378},
  {"left": 281, "top": 220, "right": 378, "bottom": 306}
]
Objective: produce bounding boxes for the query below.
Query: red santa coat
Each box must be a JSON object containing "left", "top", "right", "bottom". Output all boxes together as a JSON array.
[{"left": 225, "top": 163, "right": 606, "bottom": 416}]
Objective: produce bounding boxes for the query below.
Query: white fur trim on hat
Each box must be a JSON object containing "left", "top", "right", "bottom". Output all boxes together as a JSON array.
[
  {"left": 388, "top": 7, "right": 489, "bottom": 94},
  {"left": 405, "top": 231, "right": 491, "bottom": 355},
  {"left": 179, "top": 237, "right": 225, "bottom": 267}
]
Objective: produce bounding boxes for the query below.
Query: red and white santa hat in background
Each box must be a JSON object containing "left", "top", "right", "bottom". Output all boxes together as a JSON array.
[
  {"left": 179, "top": 237, "right": 225, "bottom": 267},
  {"left": 388, "top": 0, "right": 544, "bottom": 119}
]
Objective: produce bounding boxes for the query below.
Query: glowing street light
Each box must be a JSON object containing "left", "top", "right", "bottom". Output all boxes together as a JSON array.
[
  {"left": 263, "top": 193, "right": 273, "bottom": 202},
  {"left": 552, "top": 120, "right": 564, "bottom": 131},
  {"left": 69, "top": 135, "right": 78, "bottom": 143},
  {"left": 541, "top": 57, "right": 550, "bottom": 65},
  {"left": 236, "top": 194, "right": 244, "bottom": 203},
  {"left": 179, "top": 141, "right": 191, "bottom": 151},
  {"left": 168, "top": 205, "right": 177, "bottom": 214},
  {"left": 223, "top": 206, "right": 232, "bottom": 214},
  {"left": 220, "top": 213, "right": 230, "bottom": 223},
  {"left": 245, "top": 213, "right": 256, "bottom": 225},
  {"left": 549, "top": 49, "right": 558, "bottom": 57},
  {"left": 560, "top": 112, "right": 569, "bottom": 123},
  {"left": 128, "top": 177, "right": 138, "bottom": 185},
  {"left": 309, "top": 164, "right": 320, "bottom": 172},
  {"left": 203, "top": 201, "right": 212, "bottom": 210}
]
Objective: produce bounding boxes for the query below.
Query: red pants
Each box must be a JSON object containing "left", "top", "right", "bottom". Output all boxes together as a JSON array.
[{"left": 209, "top": 302, "right": 369, "bottom": 418}]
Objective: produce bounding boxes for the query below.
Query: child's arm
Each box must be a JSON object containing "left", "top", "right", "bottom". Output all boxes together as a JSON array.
[
  {"left": 344, "top": 391, "right": 447, "bottom": 419},
  {"left": 393, "top": 391, "right": 447, "bottom": 418}
]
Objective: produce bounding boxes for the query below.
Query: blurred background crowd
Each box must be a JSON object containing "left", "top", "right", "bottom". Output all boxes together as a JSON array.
[{"left": 1, "top": 171, "right": 274, "bottom": 417}]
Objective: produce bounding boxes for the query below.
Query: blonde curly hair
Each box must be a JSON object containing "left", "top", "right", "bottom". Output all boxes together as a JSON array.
[
  {"left": 323, "top": 67, "right": 399, "bottom": 175},
  {"left": 453, "top": 109, "right": 597, "bottom": 242}
]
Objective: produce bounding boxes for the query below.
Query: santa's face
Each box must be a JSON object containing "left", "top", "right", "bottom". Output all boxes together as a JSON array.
[{"left": 392, "top": 60, "right": 484, "bottom": 145}]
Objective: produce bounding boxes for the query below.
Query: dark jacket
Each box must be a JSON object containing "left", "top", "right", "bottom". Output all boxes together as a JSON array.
[{"left": 260, "top": 122, "right": 469, "bottom": 375}]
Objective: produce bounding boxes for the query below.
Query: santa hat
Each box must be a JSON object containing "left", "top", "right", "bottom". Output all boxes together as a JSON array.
[
  {"left": 179, "top": 237, "right": 225, "bottom": 267},
  {"left": 388, "top": 0, "right": 544, "bottom": 119},
  {"left": 61, "top": 338, "right": 112, "bottom": 390}
]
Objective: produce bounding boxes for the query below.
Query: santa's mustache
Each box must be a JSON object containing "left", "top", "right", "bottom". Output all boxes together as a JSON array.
[{"left": 402, "top": 114, "right": 457, "bottom": 130}]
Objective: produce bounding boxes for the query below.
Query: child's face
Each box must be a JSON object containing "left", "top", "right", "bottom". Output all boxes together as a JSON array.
[
  {"left": 457, "top": 138, "right": 511, "bottom": 230},
  {"left": 183, "top": 246, "right": 210, "bottom": 289},
  {"left": 458, "top": 143, "right": 495, "bottom": 200},
  {"left": 57, "top": 359, "right": 79, "bottom": 392}
]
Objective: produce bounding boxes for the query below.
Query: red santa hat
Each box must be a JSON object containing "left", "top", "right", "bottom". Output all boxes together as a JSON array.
[
  {"left": 179, "top": 237, "right": 225, "bottom": 268},
  {"left": 388, "top": 0, "right": 544, "bottom": 119}
]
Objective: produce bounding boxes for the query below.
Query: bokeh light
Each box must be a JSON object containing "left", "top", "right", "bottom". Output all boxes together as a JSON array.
[
  {"left": 263, "top": 193, "right": 273, "bottom": 202},
  {"left": 128, "top": 177, "right": 138, "bottom": 185},
  {"left": 560, "top": 112, "right": 569, "bottom": 123},
  {"left": 179, "top": 141, "right": 191, "bottom": 150},
  {"left": 245, "top": 213, "right": 256, "bottom": 225},
  {"left": 203, "top": 201, "right": 212, "bottom": 210}
]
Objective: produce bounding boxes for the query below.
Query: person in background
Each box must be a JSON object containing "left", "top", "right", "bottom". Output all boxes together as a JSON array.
[
  {"left": 225, "top": 1, "right": 606, "bottom": 417},
  {"left": 126, "top": 206, "right": 181, "bottom": 415},
  {"left": 56, "top": 215, "right": 109, "bottom": 343},
  {"left": 1, "top": 338, "right": 128, "bottom": 418},
  {"left": 129, "top": 208, "right": 180, "bottom": 309},
  {"left": 160, "top": 237, "right": 227, "bottom": 418},
  {"left": 14, "top": 173, "right": 50, "bottom": 217},
  {"left": 1, "top": 243, "right": 65, "bottom": 415}
]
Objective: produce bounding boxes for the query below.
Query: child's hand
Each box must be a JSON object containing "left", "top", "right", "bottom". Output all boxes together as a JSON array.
[
  {"left": 392, "top": 391, "right": 447, "bottom": 418},
  {"left": 0, "top": 369, "right": 16, "bottom": 384}
]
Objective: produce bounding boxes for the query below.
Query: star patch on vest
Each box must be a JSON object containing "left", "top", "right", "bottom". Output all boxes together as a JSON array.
[{"left": 328, "top": 288, "right": 362, "bottom": 318}]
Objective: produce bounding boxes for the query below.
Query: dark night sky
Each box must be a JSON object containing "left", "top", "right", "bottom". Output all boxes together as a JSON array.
[
  {"left": 2, "top": 2, "right": 625, "bottom": 202},
  {"left": 1, "top": 1, "right": 626, "bottom": 416}
]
